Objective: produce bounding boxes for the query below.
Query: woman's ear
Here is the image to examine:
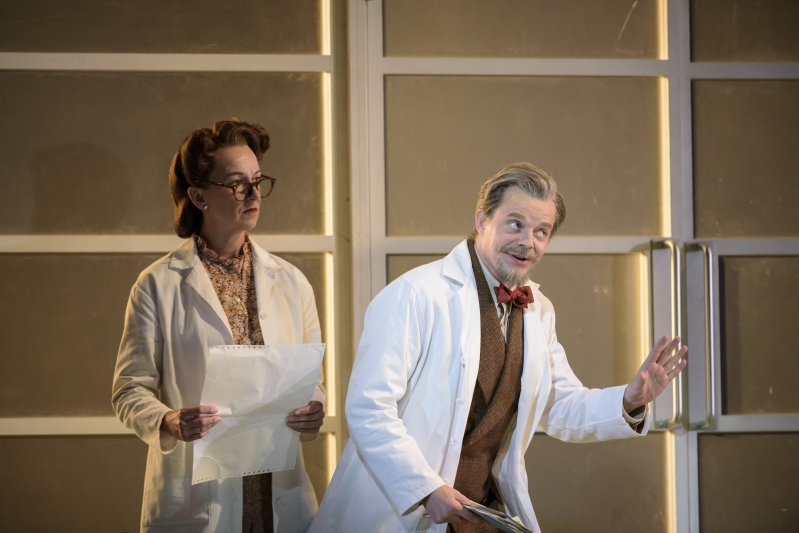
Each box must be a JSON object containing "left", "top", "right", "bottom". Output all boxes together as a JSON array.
[{"left": 187, "top": 187, "right": 207, "bottom": 210}]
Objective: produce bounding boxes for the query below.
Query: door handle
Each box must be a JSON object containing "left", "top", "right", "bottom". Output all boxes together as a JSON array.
[
  {"left": 685, "top": 242, "right": 716, "bottom": 429},
  {"left": 649, "top": 239, "right": 683, "bottom": 429}
]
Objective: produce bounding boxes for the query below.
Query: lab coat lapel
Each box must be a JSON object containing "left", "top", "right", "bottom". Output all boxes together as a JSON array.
[
  {"left": 442, "top": 240, "right": 482, "bottom": 421},
  {"left": 170, "top": 237, "right": 234, "bottom": 344}
]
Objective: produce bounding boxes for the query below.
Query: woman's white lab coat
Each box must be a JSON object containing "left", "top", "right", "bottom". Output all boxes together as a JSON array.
[
  {"left": 112, "top": 237, "right": 325, "bottom": 533},
  {"left": 309, "top": 239, "right": 648, "bottom": 533}
]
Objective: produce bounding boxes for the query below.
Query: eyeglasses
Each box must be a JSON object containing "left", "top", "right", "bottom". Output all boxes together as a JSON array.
[{"left": 195, "top": 176, "right": 276, "bottom": 201}]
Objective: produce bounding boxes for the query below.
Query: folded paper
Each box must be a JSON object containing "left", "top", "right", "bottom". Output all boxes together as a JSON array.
[{"left": 192, "top": 343, "right": 325, "bottom": 485}]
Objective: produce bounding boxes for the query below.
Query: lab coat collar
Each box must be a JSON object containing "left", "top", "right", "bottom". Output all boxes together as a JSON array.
[
  {"left": 169, "top": 235, "right": 285, "bottom": 344},
  {"left": 249, "top": 238, "right": 283, "bottom": 274},
  {"left": 169, "top": 237, "right": 234, "bottom": 342},
  {"left": 169, "top": 235, "right": 282, "bottom": 273},
  {"left": 169, "top": 236, "right": 200, "bottom": 270}
]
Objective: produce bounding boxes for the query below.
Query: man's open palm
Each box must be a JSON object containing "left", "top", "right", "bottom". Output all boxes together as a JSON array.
[{"left": 624, "top": 335, "right": 688, "bottom": 412}]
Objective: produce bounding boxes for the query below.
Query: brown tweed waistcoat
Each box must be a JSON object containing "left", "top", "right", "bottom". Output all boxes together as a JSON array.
[{"left": 450, "top": 239, "right": 525, "bottom": 533}]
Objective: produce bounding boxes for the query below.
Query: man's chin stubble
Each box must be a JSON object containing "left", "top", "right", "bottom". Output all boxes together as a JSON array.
[{"left": 495, "top": 258, "right": 539, "bottom": 288}]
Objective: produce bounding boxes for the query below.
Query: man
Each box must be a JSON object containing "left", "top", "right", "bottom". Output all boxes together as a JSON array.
[{"left": 310, "top": 163, "right": 687, "bottom": 533}]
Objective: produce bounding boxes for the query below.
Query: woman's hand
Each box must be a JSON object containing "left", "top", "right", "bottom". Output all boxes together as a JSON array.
[
  {"left": 287, "top": 401, "right": 325, "bottom": 443},
  {"left": 160, "top": 405, "right": 222, "bottom": 442}
]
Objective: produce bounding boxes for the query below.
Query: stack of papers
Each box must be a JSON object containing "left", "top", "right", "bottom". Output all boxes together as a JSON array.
[
  {"left": 192, "top": 343, "right": 325, "bottom": 485},
  {"left": 462, "top": 502, "right": 535, "bottom": 533}
]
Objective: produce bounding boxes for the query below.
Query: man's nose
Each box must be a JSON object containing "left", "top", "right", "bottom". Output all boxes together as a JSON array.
[{"left": 516, "top": 228, "right": 535, "bottom": 247}]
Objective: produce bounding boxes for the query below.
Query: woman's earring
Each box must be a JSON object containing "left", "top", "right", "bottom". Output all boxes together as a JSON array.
[{"left": 203, "top": 205, "right": 208, "bottom": 210}]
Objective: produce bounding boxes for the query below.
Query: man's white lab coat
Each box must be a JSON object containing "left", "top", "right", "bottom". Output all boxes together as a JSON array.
[
  {"left": 112, "top": 237, "right": 325, "bottom": 533},
  {"left": 309, "top": 239, "right": 648, "bottom": 533}
]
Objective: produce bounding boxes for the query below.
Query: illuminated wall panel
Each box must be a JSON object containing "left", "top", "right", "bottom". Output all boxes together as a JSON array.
[
  {"left": 721, "top": 256, "right": 799, "bottom": 415},
  {"left": 0, "top": 435, "right": 146, "bottom": 532},
  {"left": 693, "top": 80, "right": 799, "bottom": 238},
  {"left": 385, "top": 76, "right": 666, "bottom": 237},
  {"left": 385, "top": 0, "right": 664, "bottom": 59},
  {"left": 0, "top": 71, "right": 325, "bottom": 235},
  {"left": 0, "top": 0, "right": 323, "bottom": 54},
  {"left": 691, "top": 0, "right": 799, "bottom": 62},
  {"left": 527, "top": 433, "right": 672, "bottom": 533},
  {"left": 699, "top": 433, "right": 799, "bottom": 532}
]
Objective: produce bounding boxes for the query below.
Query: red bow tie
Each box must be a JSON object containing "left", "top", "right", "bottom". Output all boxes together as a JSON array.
[{"left": 494, "top": 284, "right": 534, "bottom": 309}]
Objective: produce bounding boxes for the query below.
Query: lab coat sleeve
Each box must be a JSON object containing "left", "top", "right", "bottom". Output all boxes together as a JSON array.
[
  {"left": 538, "top": 307, "right": 650, "bottom": 441},
  {"left": 300, "top": 276, "right": 326, "bottom": 408},
  {"left": 345, "top": 279, "right": 445, "bottom": 518},
  {"left": 111, "top": 283, "right": 176, "bottom": 453}
]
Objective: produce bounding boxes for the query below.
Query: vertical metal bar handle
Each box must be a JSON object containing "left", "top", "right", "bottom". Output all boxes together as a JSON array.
[
  {"left": 685, "top": 242, "right": 716, "bottom": 429},
  {"left": 649, "top": 238, "right": 683, "bottom": 429}
]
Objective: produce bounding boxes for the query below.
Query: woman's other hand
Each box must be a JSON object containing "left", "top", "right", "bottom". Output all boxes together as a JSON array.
[
  {"left": 160, "top": 405, "right": 222, "bottom": 442},
  {"left": 287, "top": 401, "right": 325, "bottom": 443}
]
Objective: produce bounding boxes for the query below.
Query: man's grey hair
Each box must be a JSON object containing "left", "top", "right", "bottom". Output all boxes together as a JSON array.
[{"left": 472, "top": 162, "right": 566, "bottom": 237}]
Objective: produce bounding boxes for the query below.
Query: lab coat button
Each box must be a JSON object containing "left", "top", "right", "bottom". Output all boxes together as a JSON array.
[
  {"left": 460, "top": 357, "right": 466, "bottom": 365},
  {"left": 442, "top": 478, "right": 450, "bottom": 485},
  {"left": 455, "top": 399, "right": 465, "bottom": 406},
  {"left": 276, "top": 498, "right": 284, "bottom": 506},
  {"left": 450, "top": 438, "right": 457, "bottom": 447},
  {"left": 259, "top": 313, "right": 267, "bottom": 320}
]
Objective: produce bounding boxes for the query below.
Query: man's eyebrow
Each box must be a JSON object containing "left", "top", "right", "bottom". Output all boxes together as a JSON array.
[{"left": 505, "top": 211, "right": 553, "bottom": 229}]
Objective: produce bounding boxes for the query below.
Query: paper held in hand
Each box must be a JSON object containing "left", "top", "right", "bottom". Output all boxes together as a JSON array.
[
  {"left": 461, "top": 502, "right": 535, "bottom": 533},
  {"left": 191, "top": 343, "right": 325, "bottom": 485}
]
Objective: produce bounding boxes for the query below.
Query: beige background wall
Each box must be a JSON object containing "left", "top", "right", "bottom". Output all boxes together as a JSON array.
[{"left": 1, "top": 0, "right": 798, "bottom": 531}]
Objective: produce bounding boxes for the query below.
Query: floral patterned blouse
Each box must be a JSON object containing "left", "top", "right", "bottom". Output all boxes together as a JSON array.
[
  {"left": 196, "top": 234, "right": 263, "bottom": 345},
  {"left": 196, "top": 234, "right": 272, "bottom": 532}
]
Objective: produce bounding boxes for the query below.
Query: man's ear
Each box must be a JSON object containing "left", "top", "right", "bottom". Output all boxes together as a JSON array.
[
  {"left": 187, "top": 187, "right": 206, "bottom": 210},
  {"left": 475, "top": 209, "right": 487, "bottom": 236}
]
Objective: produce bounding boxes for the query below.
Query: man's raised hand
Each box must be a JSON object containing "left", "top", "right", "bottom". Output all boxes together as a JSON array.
[{"left": 623, "top": 335, "right": 688, "bottom": 413}]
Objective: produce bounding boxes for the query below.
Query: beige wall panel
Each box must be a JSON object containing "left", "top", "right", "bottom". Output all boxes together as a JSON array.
[
  {"left": 0, "top": 254, "right": 162, "bottom": 417},
  {"left": 526, "top": 433, "right": 671, "bottom": 532},
  {"left": 302, "top": 432, "right": 333, "bottom": 501},
  {"left": 698, "top": 433, "right": 799, "bottom": 532},
  {"left": 721, "top": 257, "right": 799, "bottom": 415},
  {"left": 387, "top": 254, "right": 445, "bottom": 284},
  {"left": 0, "top": 0, "right": 322, "bottom": 54},
  {"left": 273, "top": 253, "right": 326, "bottom": 339},
  {"left": 530, "top": 254, "right": 646, "bottom": 388},
  {"left": 384, "top": 0, "right": 662, "bottom": 59},
  {"left": 385, "top": 76, "right": 664, "bottom": 237},
  {"left": 693, "top": 81, "right": 799, "bottom": 238},
  {"left": 0, "top": 71, "right": 324, "bottom": 235},
  {"left": 691, "top": 0, "right": 799, "bottom": 62},
  {"left": 0, "top": 435, "right": 147, "bottom": 532},
  {"left": 387, "top": 253, "right": 646, "bottom": 388},
  {"left": 0, "top": 252, "right": 326, "bottom": 417}
]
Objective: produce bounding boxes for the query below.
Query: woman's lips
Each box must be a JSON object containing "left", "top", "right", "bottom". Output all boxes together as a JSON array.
[{"left": 243, "top": 207, "right": 258, "bottom": 214}]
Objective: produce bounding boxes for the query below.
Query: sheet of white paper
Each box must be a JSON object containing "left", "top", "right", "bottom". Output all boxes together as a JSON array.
[{"left": 192, "top": 343, "right": 325, "bottom": 485}]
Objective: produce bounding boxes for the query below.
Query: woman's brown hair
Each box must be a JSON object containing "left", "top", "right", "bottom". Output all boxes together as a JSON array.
[{"left": 169, "top": 119, "right": 270, "bottom": 238}]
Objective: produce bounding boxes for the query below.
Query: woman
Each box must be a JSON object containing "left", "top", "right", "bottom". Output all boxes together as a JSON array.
[{"left": 112, "top": 119, "right": 326, "bottom": 533}]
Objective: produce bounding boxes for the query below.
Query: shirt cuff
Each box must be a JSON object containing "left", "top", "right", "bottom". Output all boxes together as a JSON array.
[{"left": 622, "top": 404, "right": 647, "bottom": 433}]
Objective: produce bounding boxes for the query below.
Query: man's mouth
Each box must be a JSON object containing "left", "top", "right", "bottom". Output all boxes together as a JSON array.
[{"left": 506, "top": 252, "right": 531, "bottom": 264}]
